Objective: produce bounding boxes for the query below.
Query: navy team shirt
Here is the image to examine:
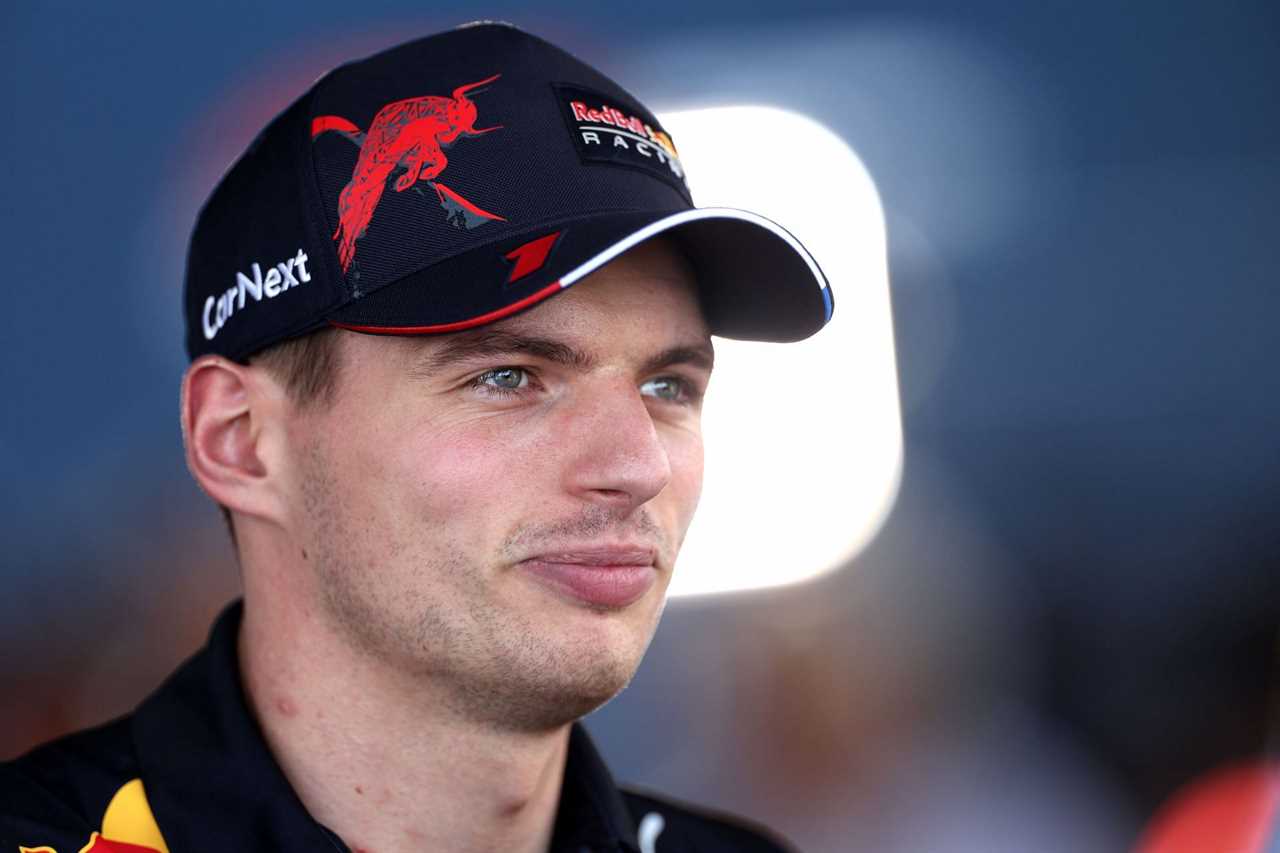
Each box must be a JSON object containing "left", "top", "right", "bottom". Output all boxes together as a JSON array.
[{"left": 2, "top": 602, "right": 793, "bottom": 852}]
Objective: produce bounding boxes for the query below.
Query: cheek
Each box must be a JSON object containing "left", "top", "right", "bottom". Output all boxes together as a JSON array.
[
  {"left": 376, "top": 414, "right": 557, "bottom": 541},
  {"left": 663, "top": 430, "right": 705, "bottom": 526}
]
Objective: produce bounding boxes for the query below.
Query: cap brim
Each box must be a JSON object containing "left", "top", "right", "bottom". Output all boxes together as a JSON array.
[{"left": 327, "top": 207, "right": 833, "bottom": 343}]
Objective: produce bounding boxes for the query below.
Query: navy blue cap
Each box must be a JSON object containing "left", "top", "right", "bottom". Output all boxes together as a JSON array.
[{"left": 184, "top": 21, "right": 833, "bottom": 362}]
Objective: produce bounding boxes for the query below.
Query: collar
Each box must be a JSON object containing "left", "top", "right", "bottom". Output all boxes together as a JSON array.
[
  {"left": 131, "top": 600, "right": 639, "bottom": 853},
  {"left": 554, "top": 724, "right": 640, "bottom": 853}
]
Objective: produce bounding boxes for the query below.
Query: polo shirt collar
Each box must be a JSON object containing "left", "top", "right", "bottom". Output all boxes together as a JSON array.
[{"left": 554, "top": 724, "right": 641, "bottom": 852}]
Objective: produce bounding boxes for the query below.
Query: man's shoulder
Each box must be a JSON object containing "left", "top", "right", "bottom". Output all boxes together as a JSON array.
[
  {"left": 619, "top": 786, "right": 798, "bottom": 853},
  {"left": 1, "top": 715, "right": 141, "bottom": 845}
]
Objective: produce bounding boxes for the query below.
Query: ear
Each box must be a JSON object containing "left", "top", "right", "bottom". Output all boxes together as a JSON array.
[{"left": 180, "top": 356, "right": 291, "bottom": 526}]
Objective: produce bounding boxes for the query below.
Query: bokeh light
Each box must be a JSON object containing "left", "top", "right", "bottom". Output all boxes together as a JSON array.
[{"left": 660, "top": 106, "right": 901, "bottom": 596}]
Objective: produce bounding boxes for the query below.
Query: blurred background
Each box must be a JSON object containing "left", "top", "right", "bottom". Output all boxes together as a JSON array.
[{"left": 4, "top": 1, "right": 1278, "bottom": 850}]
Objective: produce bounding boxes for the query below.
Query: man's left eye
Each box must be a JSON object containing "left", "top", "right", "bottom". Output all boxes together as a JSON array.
[{"left": 640, "top": 377, "right": 691, "bottom": 402}]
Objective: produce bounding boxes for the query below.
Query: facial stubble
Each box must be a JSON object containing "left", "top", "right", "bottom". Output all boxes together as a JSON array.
[{"left": 297, "top": 438, "right": 669, "bottom": 733}]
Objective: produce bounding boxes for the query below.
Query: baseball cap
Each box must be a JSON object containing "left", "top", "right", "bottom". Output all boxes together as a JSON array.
[{"left": 184, "top": 21, "right": 833, "bottom": 362}]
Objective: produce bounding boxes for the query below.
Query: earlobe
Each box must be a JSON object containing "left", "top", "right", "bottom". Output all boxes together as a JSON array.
[{"left": 181, "top": 357, "right": 283, "bottom": 523}]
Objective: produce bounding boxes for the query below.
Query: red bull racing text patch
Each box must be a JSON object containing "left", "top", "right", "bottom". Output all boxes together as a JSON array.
[{"left": 553, "top": 84, "right": 690, "bottom": 201}]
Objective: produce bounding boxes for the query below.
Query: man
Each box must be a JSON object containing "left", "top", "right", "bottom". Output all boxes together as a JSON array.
[{"left": 2, "top": 21, "right": 832, "bottom": 853}]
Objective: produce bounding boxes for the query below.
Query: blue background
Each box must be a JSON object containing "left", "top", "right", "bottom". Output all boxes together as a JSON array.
[{"left": 4, "top": 2, "right": 1278, "bottom": 849}]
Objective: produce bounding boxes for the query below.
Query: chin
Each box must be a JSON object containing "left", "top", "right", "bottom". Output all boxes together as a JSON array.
[
  {"left": 489, "top": 627, "right": 647, "bottom": 732},
  {"left": 440, "top": 576, "right": 667, "bottom": 732},
  {"left": 520, "top": 659, "right": 639, "bottom": 730}
]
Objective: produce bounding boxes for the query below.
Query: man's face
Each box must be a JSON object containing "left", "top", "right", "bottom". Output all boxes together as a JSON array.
[{"left": 283, "top": 237, "right": 711, "bottom": 731}]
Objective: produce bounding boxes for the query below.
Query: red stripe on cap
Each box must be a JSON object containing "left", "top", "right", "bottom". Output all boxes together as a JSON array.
[
  {"left": 432, "top": 181, "right": 507, "bottom": 222},
  {"left": 311, "top": 115, "right": 361, "bottom": 137},
  {"left": 329, "top": 280, "right": 564, "bottom": 335}
]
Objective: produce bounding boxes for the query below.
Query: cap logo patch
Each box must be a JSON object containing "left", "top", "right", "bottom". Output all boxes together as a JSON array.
[
  {"left": 504, "top": 231, "right": 562, "bottom": 284},
  {"left": 553, "top": 84, "right": 690, "bottom": 200},
  {"left": 312, "top": 74, "right": 507, "bottom": 273}
]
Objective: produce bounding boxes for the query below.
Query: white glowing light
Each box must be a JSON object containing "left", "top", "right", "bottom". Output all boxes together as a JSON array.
[{"left": 660, "top": 106, "right": 901, "bottom": 597}]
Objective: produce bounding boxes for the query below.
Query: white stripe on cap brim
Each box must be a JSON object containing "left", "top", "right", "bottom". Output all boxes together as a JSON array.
[{"left": 557, "top": 207, "right": 832, "bottom": 321}]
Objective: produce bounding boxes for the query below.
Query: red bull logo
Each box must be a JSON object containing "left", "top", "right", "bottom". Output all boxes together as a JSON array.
[
  {"left": 19, "top": 778, "right": 169, "bottom": 853},
  {"left": 20, "top": 833, "right": 162, "bottom": 853},
  {"left": 312, "top": 74, "right": 507, "bottom": 272}
]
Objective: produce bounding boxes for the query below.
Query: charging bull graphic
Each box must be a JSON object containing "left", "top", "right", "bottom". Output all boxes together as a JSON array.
[
  {"left": 312, "top": 74, "right": 507, "bottom": 272},
  {"left": 19, "top": 778, "right": 169, "bottom": 853}
]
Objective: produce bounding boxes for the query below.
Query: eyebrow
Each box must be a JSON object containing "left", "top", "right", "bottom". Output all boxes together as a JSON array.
[
  {"left": 641, "top": 343, "right": 716, "bottom": 376},
  {"left": 413, "top": 329, "right": 714, "bottom": 377}
]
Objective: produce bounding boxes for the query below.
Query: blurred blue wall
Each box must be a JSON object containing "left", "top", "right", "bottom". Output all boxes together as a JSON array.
[{"left": 4, "top": 2, "right": 1278, "bottom": 850}]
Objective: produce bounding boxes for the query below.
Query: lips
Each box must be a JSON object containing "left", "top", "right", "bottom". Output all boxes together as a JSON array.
[{"left": 517, "top": 547, "right": 657, "bottom": 609}]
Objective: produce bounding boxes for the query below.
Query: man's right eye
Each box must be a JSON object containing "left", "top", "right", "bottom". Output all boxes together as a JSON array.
[{"left": 469, "top": 367, "right": 530, "bottom": 395}]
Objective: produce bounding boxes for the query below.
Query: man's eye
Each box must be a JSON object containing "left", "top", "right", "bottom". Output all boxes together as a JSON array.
[
  {"left": 640, "top": 376, "right": 694, "bottom": 403},
  {"left": 472, "top": 367, "right": 529, "bottom": 394}
]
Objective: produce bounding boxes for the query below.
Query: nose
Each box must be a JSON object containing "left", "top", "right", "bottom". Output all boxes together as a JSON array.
[{"left": 561, "top": 377, "right": 672, "bottom": 513}]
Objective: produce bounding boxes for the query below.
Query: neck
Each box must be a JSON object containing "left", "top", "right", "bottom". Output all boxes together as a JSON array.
[{"left": 237, "top": 565, "right": 569, "bottom": 853}]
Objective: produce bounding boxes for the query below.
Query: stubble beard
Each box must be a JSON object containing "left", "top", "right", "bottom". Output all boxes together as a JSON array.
[{"left": 298, "top": 441, "right": 668, "bottom": 733}]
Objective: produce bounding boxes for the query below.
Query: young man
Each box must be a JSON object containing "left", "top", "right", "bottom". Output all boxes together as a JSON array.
[{"left": 2, "top": 22, "right": 832, "bottom": 853}]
